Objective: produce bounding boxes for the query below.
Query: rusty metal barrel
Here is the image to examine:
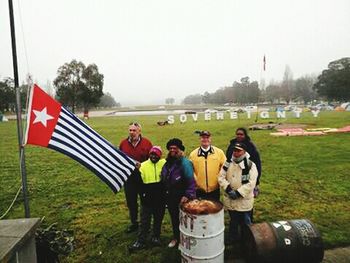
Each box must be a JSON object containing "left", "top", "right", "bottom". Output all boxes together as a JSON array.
[
  {"left": 179, "top": 199, "right": 224, "bottom": 262},
  {"left": 243, "top": 219, "right": 324, "bottom": 263}
]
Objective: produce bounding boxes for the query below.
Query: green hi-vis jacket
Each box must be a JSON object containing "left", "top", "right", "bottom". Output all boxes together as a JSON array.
[{"left": 140, "top": 159, "right": 166, "bottom": 184}]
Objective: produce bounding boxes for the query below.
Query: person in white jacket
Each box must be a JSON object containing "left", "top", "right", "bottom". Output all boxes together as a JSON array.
[{"left": 218, "top": 142, "right": 258, "bottom": 244}]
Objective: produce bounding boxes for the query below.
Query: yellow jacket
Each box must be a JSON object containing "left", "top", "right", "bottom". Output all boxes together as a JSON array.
[
  {"left": 189, "top": 146, "right": 226, "bottom": 193},
  {"left": 139, "top": 159, "right": 166, "bottom": 184}
]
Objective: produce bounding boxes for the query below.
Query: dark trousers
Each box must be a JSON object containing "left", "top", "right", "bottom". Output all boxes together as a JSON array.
[
  {"left": 124, "top": 179, "right": 140, "bottom": 226},
  {"left": 228, "top": 210, "right": 252, "bottom": 242},
  {"left": 167, "top": 198, "right": 181, "bottom": 241},
  {"left": 196, "top": 188, "right": 220, "bottom": 201},
  {"left": 138, "top": 203, "right": 165, "bottom": 243}
]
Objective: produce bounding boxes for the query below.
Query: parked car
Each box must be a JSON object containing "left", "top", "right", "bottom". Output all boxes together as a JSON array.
[
  {"left": 310, "top": 103, "right": 334, "bottom": 111},
  {"left": 227, "top": 107, "right": 245, "bottom": 113},
  {"left": 340, "top": 102, "right": 350, "bottom": 111},
  {"left": 244, "top": 105, "right": 258, "bottom": 112},
  {"left": 204, "top": 109, "right": 218, "bottom": 113}
]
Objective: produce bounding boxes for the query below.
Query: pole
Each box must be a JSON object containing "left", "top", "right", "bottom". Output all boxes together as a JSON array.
[{"left": 8, "top": 0, "right": 30, "bottom": 218}]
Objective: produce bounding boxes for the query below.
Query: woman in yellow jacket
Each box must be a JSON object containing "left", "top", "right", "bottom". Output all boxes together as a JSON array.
[{"left": 189, "top": 131, "right": 226, "bottom": 201}]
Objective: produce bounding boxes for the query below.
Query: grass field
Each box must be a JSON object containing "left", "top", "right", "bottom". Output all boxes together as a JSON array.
[{"left": 1, "top": 111, "right": 350, "bottom": 262}]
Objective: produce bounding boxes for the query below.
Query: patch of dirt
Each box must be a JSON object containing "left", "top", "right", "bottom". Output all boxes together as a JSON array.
[
  {"left": 323, "top": 247, "right": 350, "bottom": 263},
  {"left": 275, "top": 123, "right": 309, "bottom": 129}
]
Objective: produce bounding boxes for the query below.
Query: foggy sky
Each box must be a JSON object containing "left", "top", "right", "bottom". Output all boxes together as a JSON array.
[{"left": 1, "top": 0, "right": 349, "bottom": 105}]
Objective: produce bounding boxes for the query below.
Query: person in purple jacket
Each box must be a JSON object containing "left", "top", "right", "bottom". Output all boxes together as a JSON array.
[{"left": 161, "top": 138, "right": 196, "bottom": 248}]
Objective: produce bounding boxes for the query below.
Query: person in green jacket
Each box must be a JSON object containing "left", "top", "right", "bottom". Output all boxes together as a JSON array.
[{"left": 129, "top": 146, "right": 166, "bottom": 251}]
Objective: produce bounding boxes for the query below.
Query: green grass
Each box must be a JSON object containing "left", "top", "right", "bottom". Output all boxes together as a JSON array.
[{"left": 1, "top": 111, "right": 350, "bottom": 262}]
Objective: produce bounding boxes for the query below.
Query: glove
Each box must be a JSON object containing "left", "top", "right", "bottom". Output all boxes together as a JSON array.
[
  {"left": 180, "top": 196, "right": 189, "bottom": 204},
  {"left": 253, "top": 186, "right": 259, "bottom": 198},
  {"left": 225, "top": 186, "right": 240, "bottom": 200}
]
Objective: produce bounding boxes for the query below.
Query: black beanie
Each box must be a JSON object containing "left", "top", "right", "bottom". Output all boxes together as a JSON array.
[{"left": 166, "top": 138, "right": 185, "bottom": 151}]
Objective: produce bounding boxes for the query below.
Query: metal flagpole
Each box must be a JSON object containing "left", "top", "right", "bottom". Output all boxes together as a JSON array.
[{"left": 8, "top": 0, "right": 30, "bottom": 218}]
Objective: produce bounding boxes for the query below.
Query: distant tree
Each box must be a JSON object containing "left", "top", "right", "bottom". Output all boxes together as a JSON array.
[
  {"left": 265, "top": 83, "right": 282, "bottom": 104},
  {"left": 294, "top": 75, "right": 317, "bottom": 103},
  {"left": 0, "top": 78, "right": 28, "bottom": 112},
  {"left": 53, "top": 60, "right": 104, "bottom": 113},
  {"left": 202, "top": 91, "right": 211, "bottom": 104},
  {"left": 187, "top": 77, "right": 260, "bottom": 105},
  {"left": 231, "top": 77, "right": 260, "bottom": 104},
  {"left": 165, "top": 98, "right": 175, "bottom": 105},
  {"left": 313, "top": 57, "right": 350, "bottom": 101},
  {"left": 0, "top": 78, "right": 15, "bottom": 112},
  {"left": 183, "top": 94, "right": 202, "bottom": 104},
  {"left": 210, "top": 88, "right": 226, "bottom": 104},
  {"left": 281, "top": 65, "right": 295, "bottom": 104},
  {"left": 98, "top": 92, "right": 120, "bottom": 108}
]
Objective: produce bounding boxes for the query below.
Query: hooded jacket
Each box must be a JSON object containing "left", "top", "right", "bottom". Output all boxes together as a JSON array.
[
  {"left": 226, "top": 138, "right": 261, "bottom": 185},
  {"left": 218, "top": 153, "right": 258, "bottom": 211}
]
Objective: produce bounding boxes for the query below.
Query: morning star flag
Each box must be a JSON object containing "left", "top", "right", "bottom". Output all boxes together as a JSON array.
[{"left": 24, "top": 84, "right": 136, "bottom": 193}]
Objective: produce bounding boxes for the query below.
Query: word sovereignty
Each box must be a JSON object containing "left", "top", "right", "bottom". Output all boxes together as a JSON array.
[{"left": 167, "top": 110, "right": 320, "bottom": 124}]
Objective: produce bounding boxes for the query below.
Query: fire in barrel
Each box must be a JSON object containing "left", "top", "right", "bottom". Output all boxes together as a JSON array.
[
  {"left": 179, "top": 199, "right": 224, "bottom": 263},
  {"left": 243, "top": 219, "right": 324, "bottom": 263}
]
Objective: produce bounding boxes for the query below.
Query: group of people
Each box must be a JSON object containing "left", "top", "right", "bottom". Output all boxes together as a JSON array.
[{"left": 118, "top": 122, "right": 261, "bottom": 251}]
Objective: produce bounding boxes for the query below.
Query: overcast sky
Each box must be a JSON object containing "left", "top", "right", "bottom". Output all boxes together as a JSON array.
[{"left": 1, "top": 0, "right": 349, "bottom": 105}]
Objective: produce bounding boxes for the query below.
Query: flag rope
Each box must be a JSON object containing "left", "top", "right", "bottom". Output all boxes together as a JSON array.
[{"left": 0, "top": 186, "right": 22, "bottom": 220}]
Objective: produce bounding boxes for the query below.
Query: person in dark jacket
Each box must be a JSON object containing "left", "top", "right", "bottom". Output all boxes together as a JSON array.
[
  {"left": 226, "top": 128, "right": 261, "bottom": 222},
  {"left": 119, "top": 122, "right": 153, "bottom": 233},
  {"left": 129, "top": 146, "right": 166, "bottom": 252},
  {"left": 226, "top": 128, "right": 261, "bottom": 188},
  {"left": 161, "top": 138, "right": 196, "bottom": 248}
]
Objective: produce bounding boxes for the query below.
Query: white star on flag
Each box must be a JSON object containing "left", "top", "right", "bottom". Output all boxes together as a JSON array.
[{"left": 33, "top": 107, "right": 54, "bottom": 127}]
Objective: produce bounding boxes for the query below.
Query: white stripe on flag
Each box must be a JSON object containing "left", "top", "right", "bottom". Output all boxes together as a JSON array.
[
  {"left": 53, "top": 124, "right": 128, "bottom": 180},
  {"left": 49, "top": 139, "right": 122, "bottom": 192},
  {"left": 58, "top": 114, "right": 132, "bottom": 173},
  {"left": 60, "top": 110, "right": 135, "bottom": 170},
  {"left": 51, "top": 131, "right": 127, "bottom": 184}
]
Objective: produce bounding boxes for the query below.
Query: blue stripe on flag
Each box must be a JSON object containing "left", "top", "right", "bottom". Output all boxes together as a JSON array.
[
  {"left": 48, "top": 143, "right": 122, "bottom": 193},
  {"left": 45, "top": 107, "right": 136, "bottom": 193},
  {"left": 61, "top": 107, "right": 135, "bottom": 167},
  {"left": 50, "top": 135, "right": 125, "bottom": 187},
  {"left": 54, "top": 123, "right": 129, "bottom": 180},
  {"left": 60, "top": 110, "right": 135, "bottom": 170}
]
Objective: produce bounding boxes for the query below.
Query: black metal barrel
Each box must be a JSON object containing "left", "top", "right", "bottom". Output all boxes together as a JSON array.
[{"left": 243, "top": 219, "right": 324, "bottom": 263}]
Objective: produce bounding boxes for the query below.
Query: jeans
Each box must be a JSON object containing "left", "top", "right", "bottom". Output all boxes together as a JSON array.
[
  {"left": 138, "top": 203, "right": 165, "bottom": 243},
  {"left": 228, "top": 210, "right": 252, "bottom": 242}
]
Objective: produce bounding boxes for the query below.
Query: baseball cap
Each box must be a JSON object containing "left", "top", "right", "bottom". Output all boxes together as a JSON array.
[
  {"left": 233, "top": 142, "right": 247, "bottom": 151},
  {"left": 199, "top": 130, "right": 211, "bottom": 137}
]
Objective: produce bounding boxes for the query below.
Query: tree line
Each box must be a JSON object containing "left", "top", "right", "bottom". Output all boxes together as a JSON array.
[
  {"left": 1, "top": 57, "right": 349, "bottom": 112},
  {"left": 183, "top": 57, "right": 350, "bottom": 105},
  {"left": 0, "top": 60, "right": 120, "bottom": 113}
]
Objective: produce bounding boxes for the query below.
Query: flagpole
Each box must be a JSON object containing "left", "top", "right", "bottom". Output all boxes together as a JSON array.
[{"left": 8, "top": 0, "right": 30, "bottom": 218}]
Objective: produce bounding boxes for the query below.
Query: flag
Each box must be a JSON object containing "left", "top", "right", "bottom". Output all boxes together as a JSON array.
[
  {"left": 263, "top": 55, "right": 266, "bottom": 71},
  {"left": 24, "top": 84, "right": 136, "bottom": 193}
]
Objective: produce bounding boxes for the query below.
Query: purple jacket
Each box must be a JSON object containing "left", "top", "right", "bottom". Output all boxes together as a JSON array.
[{"left": 161, "top": 156, "right": 196, "bottom": 199}]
